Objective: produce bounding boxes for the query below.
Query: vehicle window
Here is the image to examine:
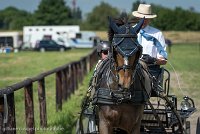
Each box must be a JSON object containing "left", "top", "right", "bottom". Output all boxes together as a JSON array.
[{"left": 49, "top": 41, "right": 54, "bottom": 45}]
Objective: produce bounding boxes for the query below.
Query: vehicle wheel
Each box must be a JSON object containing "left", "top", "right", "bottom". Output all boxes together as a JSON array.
[
  {"left": 59, "top": 48, "right": 65, "bottom": 52},
  {"left": 197, "top": 117, "right": 200, "bottom": 134},
  {"left": 185, "top": 121, "right": 190, "bottom": 134},
  {"left": 40, "top": 48, "right": 45, "bottom": 52}
]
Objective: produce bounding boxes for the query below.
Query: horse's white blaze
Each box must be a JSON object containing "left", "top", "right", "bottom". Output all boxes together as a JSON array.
[{"left": 124, "top": 57, "right": 128, "bottom": 65}]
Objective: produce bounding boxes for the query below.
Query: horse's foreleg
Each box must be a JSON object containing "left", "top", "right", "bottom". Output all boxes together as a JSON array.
[
  {"left": 131, "top": 123, "right": 141, "bottom": 134},
  {"left": 99, "top": 120, "right": 112, "bottom": 134}
]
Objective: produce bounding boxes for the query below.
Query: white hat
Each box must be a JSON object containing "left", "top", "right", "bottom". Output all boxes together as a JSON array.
[{"left": 132, "top": 4, "right": 157, "bottom": 19}]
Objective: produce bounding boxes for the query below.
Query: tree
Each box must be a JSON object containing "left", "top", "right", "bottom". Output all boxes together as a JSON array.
[
  {"left": 84, "top": 2, "right": 119, "bottom": 30},
  {"left": 131, "top": 1, "right": 200, "bottom": 31},
  {"left": 33, "top": 0, "right": 73, "bottom": 25},
  {"left": 0, "top": 7, "right": 33, "bottom": 30}
]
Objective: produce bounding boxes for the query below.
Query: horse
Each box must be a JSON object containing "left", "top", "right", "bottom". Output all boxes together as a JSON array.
[{"left": 92, "top": 16, "right": 152, "bottom": 134}]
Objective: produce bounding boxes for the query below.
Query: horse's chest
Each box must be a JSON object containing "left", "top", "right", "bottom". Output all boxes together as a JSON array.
[{"left": 100, "top": 105, "right": 143, "bottom": 125}]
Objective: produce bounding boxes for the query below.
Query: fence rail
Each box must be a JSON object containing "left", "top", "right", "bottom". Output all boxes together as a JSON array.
[{"left": 0, "top": 49, "right": 98, "bottom": 134}]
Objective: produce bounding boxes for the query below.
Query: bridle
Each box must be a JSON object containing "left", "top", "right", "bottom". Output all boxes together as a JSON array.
[
  {"left": 104, "top": 16, "right": 144, "bottom": 90},
  {"left": 111, "top": 24, "right": 143, "bottom": 80}
]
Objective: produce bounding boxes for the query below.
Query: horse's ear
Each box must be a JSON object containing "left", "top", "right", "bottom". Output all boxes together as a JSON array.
[
  {"left": 108, "top": 16, "right": 119, "bottom": 34},
  {"left": 131, "top": 17, "right": 145, "bottom": 34}
]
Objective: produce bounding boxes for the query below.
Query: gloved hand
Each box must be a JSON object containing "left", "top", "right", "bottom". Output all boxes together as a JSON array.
[{"left": 141, "top": 54, "right": 157, "bottom": 64}]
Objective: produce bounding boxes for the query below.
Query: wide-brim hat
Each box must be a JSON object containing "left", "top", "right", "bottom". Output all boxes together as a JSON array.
[{"left": 132, "top": 4, "right": 157, "bottom": 19}]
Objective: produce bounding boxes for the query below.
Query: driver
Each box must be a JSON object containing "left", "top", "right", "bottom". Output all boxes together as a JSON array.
[{"left": 132, "top": 4, "right": 168, "bottom": 93}]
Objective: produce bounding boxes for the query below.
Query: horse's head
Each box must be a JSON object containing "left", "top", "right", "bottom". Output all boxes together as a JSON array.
[{"left": 108, "top": 16, "right": 144, "bottom": 89}]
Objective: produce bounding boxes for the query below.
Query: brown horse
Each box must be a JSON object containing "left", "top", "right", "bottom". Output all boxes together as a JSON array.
[{"left": 92, "top": 16, "right": 151, "bottom": 134}]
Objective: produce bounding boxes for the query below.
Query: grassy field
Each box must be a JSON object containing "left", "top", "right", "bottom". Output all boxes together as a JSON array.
[
  {"left": 0, "top": 49, "right": 93, "bottom": 134},
  {"left": 161, "top": 43, "right": 200, "bottom": 133},
  {"left": 0, "top": 43, "right": 200, "bottom": 133}
]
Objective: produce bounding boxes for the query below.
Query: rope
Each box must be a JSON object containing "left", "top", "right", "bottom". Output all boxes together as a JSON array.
[{"left": 168, "top": 61, "right": 185, "bottom": 96}]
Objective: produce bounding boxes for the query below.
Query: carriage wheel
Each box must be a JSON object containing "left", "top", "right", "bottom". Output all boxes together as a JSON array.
[
  {"left": 196, "top": 117, "right": 200, "bottom": 134},
  {"left": 185, "top": 121, "right": 190, "bottom": 134}
]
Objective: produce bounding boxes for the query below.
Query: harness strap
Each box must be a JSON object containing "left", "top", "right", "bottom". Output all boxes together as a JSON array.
[
  {"left": 116, "top": 65, "right": 132, "bottom": 71},
  {"left": 92, "top": 88, "right": 148, "bottom": 105},
  {"left": 114, "top": 34, "right": 137, "bottom": 38}
]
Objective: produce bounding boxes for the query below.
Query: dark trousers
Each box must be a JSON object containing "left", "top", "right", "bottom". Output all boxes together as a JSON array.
[{"left": 148, "top": 65, "right": 164, "bottom": 96}]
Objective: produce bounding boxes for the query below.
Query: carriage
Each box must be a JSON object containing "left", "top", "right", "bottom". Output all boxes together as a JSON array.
[
  {"left": 76, "top": 16, "right": 197, "bottom": 134},
  {"left": 76, "top": 68, "right": 196, "bottom": 134}
]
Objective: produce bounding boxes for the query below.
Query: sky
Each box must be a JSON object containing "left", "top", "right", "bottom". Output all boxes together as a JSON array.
[{"left": 0, "top": 0, "right": 199, "bottom": 17}]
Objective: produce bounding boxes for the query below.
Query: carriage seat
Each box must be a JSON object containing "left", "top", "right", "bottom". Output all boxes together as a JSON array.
[{"left": 148, "top": 65, "right": 165, "bottom": 97}]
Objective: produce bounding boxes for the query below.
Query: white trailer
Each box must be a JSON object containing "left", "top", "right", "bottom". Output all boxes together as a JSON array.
[
  {"left": 0, "top": 31, "right": 22, "bottom": 49},
  {"left": 23, "top": 25, "right": 100, "bottom": 49},
  {"left": 23, "top": 25, "right": 80, "bottom": 49}
]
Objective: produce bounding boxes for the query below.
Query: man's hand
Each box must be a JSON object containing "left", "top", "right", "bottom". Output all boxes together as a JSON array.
[{"left": 155, "top": 58, "right": 167, "bottom": 65}]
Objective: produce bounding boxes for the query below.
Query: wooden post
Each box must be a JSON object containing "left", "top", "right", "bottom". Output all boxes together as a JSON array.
[
  {"left": 79, "top": 62, "right": 83, "bottom": 84},
  {"left": 86, "top": 57, "right": 90, "bottom": 73},
  {"left": 66, "top": 66, "right": 72, "bottom": 99},
  {"left": 24, "top": 83, "right": 35, "bottom": 134},
  {"left": 56, "top": 71, "right": 62, "bottom": 112},
  {"left": 70, "top": 65, "right": 75, "bottom": 93},
  {"left": 0, "top": 97, "right": 4, "bottom": 134},
  {"left": 83, "top": 58, "right": 87, "bottom": 75},
  {"left": 6, "top": 93, "right": 16, "bottom": 134},
  {"left": 38, "top": 79, "right": 47, "bottom": 128},
  {"left": 61, "top": 70, "right": 67, "bottom": 101},
  {"left": 74, "top": 63, "right": 78, "bottom": 90},
  {"left": 72, "top": 64, "right": 77, "bottom": 92}
]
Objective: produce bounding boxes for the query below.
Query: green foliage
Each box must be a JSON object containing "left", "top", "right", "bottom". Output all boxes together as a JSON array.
[
  {"left": 150, "top": 4, "right": 200, "bottom": 31},
  {"left": 0, "top": 7, "right": 33, "bottom": 30},
  {"left": 33, "top": 0, "right": 72, "bottom": 25},
  {"left": 82, "top": 2, "right": 119, "bottom": 30}
]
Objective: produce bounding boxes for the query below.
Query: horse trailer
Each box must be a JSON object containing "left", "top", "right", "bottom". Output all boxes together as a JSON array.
[{"left": 23, "top": 26, "right": 99, "bottom": 49}]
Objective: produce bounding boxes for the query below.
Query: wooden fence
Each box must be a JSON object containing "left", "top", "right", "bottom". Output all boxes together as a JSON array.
[{"left": 0, "top": 49, "right": 98, "bottom": 134}]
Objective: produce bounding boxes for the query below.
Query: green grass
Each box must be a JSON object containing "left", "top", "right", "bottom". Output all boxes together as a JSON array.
[
  {"left": 0, "top": 49, "right": 92, "bottom": 88},
  {"left": 0, "top": 49, "right": 93, "bottom": 134},
  {"left": 165, "top": 43, "right": 200, "bottom": 96},
  {"left": 1, "top": 43, "right": 200, "bottom": 134}
]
